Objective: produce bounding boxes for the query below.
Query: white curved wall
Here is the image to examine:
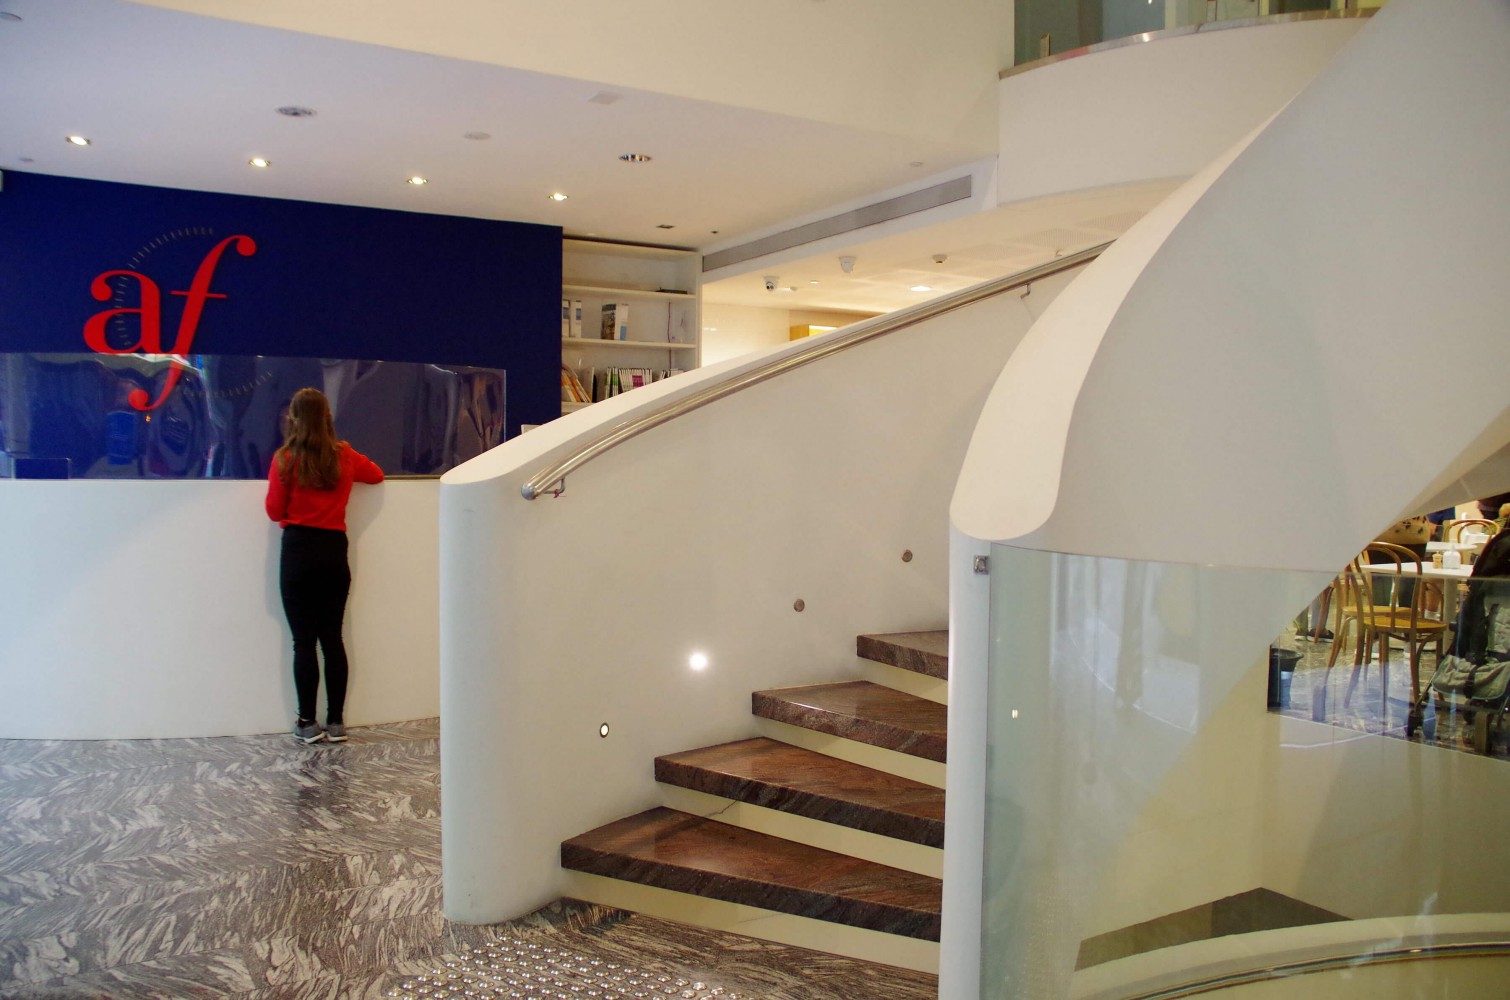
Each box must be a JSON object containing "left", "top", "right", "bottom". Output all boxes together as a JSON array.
[
  {"left": 944, "top": 2, "right": 1510, "bottom": 997},
  {"left": 966, "top": 0, "right": 1510, "bottom": 568},
  {"left": 438, "top": 267, "right": 1081, "bottom": 924},
  {"left": 997, "top": 17, "right": 1365, "bottom": 207},
  {"left": 0, "top": 480, "right": 439, "bottom": 739}
]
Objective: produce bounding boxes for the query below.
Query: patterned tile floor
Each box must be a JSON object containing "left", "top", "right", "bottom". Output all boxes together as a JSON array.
[
  {"left": 1272, "top": 627, "right": 1507, "bottom": 759},
  {"left": 0, "top": 720, "right": 936, "bottom": 999}
]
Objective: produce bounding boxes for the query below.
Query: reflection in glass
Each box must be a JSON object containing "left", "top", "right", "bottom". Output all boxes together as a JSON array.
[
  {"left": 981, "top": 542, "right": 1507, "bottom": 996},
  {"left": 0, "top": 353, "right": 506, "bottom": 479}
]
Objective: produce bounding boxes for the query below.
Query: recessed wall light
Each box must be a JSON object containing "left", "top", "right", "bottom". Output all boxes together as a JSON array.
[
  {"left": 618, "top": 153, "right": 652, "bottom": 163},
  {"left": 248, "top": 157, "right": 270, "bottom": 168},
  {"left": 463, "top": 131, "right": 491, "bottom": 141},
  {"left": 548, "top": 192, "right": 569, "bottom": 202},
  {"left": 65, "top": 135, "right": 91, "bottom": 147},
  {"left": 406, "top": 175, "right": 428, "bottom": 186},
  {"left": 276, "top": 105, "right": 316, "bottom": 118},
  {"left": 910, "top": 284, "right": 934, "bottom": 292}
]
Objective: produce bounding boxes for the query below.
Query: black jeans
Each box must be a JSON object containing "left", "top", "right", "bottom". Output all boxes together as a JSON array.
[{"left": 279, "top": 525, "right": 351, "bottom": 724}]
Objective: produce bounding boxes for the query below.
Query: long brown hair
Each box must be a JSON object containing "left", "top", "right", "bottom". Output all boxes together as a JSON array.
[{"left": 276, "top": 388, "right": 342, "bottom": 489}]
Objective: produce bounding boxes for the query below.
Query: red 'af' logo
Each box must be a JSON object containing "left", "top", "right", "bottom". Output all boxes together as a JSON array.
[{"left": 83, "top": 234, "right": 258, "bottom": 410}]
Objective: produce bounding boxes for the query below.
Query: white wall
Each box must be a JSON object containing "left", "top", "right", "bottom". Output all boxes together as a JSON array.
[
  {"left": 701, "top": 304, "right": 874, "bottom": 366},
  {"left": 997, "top": 17, "right": 1364, "bottom": 206},
  {"left": 0, "top": 480, "right": 439, "bottom": 739},
  {"left": 438, "top": 264, "right": 1082, "bottom": 924}
]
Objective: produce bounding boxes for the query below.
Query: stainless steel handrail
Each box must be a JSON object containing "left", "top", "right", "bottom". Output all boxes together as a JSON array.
[
  {"left": 522, "top": 241, "right": 1112, "bottom": 500},
  {"left": 1096, "top": 935, "right": 1510, "bottom": 1000}
]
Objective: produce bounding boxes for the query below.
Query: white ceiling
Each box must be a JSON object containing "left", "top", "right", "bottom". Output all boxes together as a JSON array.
[
  {"left": 700, "top": 180, "right": 1182, "bottom": 313},
  {"left": 0, "top": 0, "right": 984, "bottom": 247}
]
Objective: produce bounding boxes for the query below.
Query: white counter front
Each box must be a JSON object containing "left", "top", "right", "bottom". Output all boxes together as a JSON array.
[{"left": 0, "top": 479, "right": 439, "bottom": 739}]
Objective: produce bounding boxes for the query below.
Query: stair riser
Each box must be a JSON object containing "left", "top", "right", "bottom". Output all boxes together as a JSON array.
[
  {"left": 561, "top": 871, "right": 940, "bottom": 975},
  {"left": 657, "top": 784, "right": 944, "bottom": 878},
  {"left": 860, "top": 660, "right": 948, "bottom": 705},
  {"left": 754, "top": 718, "right": 947, "bottom": 788}
]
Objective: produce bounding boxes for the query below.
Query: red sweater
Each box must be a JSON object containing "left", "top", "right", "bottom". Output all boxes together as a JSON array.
[{"left": 265, "top": 443, "right": 384, "bottom": 531}]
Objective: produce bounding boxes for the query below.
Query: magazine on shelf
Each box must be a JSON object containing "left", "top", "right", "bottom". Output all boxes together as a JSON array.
[{"left": 600, "top": 302, "right": 630, "bottom": 341}]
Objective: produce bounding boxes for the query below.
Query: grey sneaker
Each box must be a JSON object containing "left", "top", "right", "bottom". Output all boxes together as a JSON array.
[
  {"left": 293, "top": 719, "right": 326, "bottom": 744},
  {"left": 325, "top": 723, "right": 347, "bottom": 743}
]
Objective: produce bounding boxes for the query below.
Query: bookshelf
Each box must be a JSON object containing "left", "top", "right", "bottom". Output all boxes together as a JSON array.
[{"left": 559, "top": 237, "right": 700, "bottom": 414}]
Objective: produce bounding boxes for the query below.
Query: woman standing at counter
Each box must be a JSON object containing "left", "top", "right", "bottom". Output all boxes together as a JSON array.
[{"left": 265, "top": 388, "right": 384, "bottom": 743}]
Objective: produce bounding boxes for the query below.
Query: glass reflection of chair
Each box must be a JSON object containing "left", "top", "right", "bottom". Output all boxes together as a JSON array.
[
  {"left": 1446, "top": 517, "right": 1498, "bottom": 546},
  {"left": 1315, "top": 543, "right": 1448, "bottom": 734}
]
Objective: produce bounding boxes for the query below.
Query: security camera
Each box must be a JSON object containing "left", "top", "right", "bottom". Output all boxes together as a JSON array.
[
  {"left": 763, "top": 275, "right": 779, "bottom": 291},
  {"left": 838, "top": 256, "right": 856, "bottom": 274}
]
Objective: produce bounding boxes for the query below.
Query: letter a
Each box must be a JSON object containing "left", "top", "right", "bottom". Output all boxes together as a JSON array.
[{"left": 83, "top": 270, "right": 163, "bottom": 355}]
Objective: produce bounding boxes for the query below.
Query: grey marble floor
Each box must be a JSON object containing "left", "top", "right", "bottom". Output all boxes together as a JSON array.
[{"left": 0, "top": 720, "right": 936, "bottom": 999}]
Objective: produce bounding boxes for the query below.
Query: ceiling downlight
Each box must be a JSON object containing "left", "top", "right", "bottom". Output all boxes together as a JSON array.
[
  {"left": 65, "top": 135, "right": 91, "bottom": 146},
  {"left": 275, "top": 105, "right": 316, "bottom": 118},
  {"left": 618, "top": 153, "right": 652, "bottom": 163}
]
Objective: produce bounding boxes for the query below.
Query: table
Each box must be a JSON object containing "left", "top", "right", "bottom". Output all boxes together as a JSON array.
[{"left": 1369, "top": 562, "right": 1473, "bottom": 625}]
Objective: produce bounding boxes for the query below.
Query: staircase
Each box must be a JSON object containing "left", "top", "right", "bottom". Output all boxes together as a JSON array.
[{"left": 560, "top": 630, "right": 948, "bottom": 973}]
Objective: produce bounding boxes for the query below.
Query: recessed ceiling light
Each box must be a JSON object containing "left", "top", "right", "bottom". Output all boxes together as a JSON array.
[
  {"left": 548, "top": 192, "right": 569, "bottom": 202},
  {"left": 248, "top": 157, "right": 270, "bottom": 168},
  {"left": 809, "top": 280, "right": 820, "bottom": 285},
  {"left": 777, "top": 286, "right": 795, "bottom": 293},
  {"left": 0, "top": 12, "right": 23, "bottom": 22},
  {"left": 710, "top": 230, "right": 720, "bottom": 235},
  {"left": 406, "top": 175, "right": 428, "bottom": 186},
  {"left": 463, "top": 131, "right": 491, "bottom": 141},
  {"left": 275, "top": 105, "right": 316, "bottom": 118},
  {"left": 655, "top": 224, "right": 675, "bottom": 230},
  {"left": 618, "top": 153, "right": 652, "bottom": 163},
  {"left": 588, "top": 91, "right": 622, "bottom": 106},
  {"left": 909, "top": 160, "right": 925, "bottom": 168},
  {"left": 910, "top": 284, "right": 934, "bottom": 292},
  {"left": 18, "top": 157, "right": 34, "bottom": 164},
  {"left": 65, "top": 134, "right": 91, "bottom": 147}
]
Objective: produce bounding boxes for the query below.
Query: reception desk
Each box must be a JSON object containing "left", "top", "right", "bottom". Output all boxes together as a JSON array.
[{"left": 0, "top": 479, "right": 439, "bottom": 739}]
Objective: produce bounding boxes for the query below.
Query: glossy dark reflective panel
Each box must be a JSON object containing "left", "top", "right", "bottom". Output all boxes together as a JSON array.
[{"left": 0, "top": 354, "right": 506, "bottom": 478}]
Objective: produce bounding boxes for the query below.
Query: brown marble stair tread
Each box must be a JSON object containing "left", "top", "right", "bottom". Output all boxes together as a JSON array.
[
  {"left": 561, "top": 808, "right": 941, "bottom": 941},
  {"left": 752, "top": 682, "right": 947, "bottom": 762},
  {"left": 857, "top": 631, "right": 949, "bottom": 680},
  {"left": 655, "top": 738, "right": 944, "bottom": 847}
]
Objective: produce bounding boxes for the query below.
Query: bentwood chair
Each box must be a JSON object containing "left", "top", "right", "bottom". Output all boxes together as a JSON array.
[
  {"left": 1351, "top": 544, "right": 1449, "bottom": 734},
  {"left": 1447, "top": 518, "right": 1498, "bottom": 549}
]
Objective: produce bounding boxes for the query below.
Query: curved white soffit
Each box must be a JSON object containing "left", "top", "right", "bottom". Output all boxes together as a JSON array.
[
  {"left": 951, "top": 121, "right": 1265, "bottom": 545},
  {"left": 954, "top": 0, "right": 1510, "bottom": 574}
]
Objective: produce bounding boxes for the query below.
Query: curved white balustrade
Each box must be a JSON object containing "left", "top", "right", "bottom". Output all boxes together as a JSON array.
[
  {"left": 946, "top": 1, "right": 1510, "bottom": 998},
  {"left": 436, "top": 266, "right": 1084, "bottom": 925}
]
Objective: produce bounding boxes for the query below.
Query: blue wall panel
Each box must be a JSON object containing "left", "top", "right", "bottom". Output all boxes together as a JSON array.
[{"left": 0, "top": 171, "right": 561, "bottom": 437}]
